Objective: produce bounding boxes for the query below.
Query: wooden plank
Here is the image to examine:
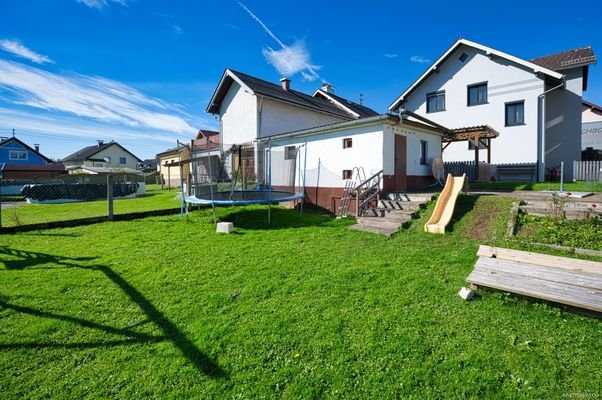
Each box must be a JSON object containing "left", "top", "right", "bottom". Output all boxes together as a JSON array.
[
  {"left": 477, "top": 245, "right": 602, "bottom": 275},
  {"left": 475, "top": 257, "right": 602, "bottom": 290},
  {"left": 467, "top": 266, "right": 602, "bottom": 312}
]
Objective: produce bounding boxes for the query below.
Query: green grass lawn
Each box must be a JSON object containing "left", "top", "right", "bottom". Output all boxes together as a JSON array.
[
  {"left": 1, "top": 184, "right": 181, "bottom": 227},
  {"left": 470, "top": 180, "right": 602, "bottom": 192},
  {"left": 1, "top": 197, "right": 600, "bottom": 399}
]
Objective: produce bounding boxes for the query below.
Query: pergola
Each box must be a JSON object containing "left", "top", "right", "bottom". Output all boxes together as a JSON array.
[{"left": 442, "top": 125, "right": 499, "bottom": 180}]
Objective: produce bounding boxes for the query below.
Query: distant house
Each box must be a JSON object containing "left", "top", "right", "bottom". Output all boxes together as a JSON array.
[
  {"left": 62, "top": 140, "right": 142, "bottom": 174},
  {"left": 0, "top": 136, "right": 65, "bottom": 179},
  {"left": 156, "top": 130, "right": 221, "bottom": 188},
  {"left": 388, "top": 38, "right": 597, "bottom": 181},
  {"left": 582, "top": 100, "right": 602, "bottom": 159}
]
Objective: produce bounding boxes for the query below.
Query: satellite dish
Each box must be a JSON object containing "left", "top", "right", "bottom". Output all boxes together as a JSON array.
[{"left": 432, "top": 157, "right": 445, "bottom": 186}]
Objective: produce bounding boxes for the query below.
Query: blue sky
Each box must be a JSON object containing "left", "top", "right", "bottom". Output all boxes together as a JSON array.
[{"left": 0, "top": 0, "right": 600, "bottom": 160}]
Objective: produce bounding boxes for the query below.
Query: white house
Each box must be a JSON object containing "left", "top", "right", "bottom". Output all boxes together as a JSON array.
[
  {"left": 62, "top": 140, "right": 142, "bottom": 173},
  {"left": 582, "top": 100, "right": 602, "bottom": 155},
  {"left": 260, "top": 114, "right": 450, "bottom": 212},
  {"left": 206, "top": 69, "right": 379, "bottom": 146},
  {"left": 388, "top": 38, "right": 597, "bottom": 181}
]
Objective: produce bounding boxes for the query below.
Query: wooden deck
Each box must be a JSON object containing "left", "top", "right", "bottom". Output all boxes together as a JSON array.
[{"left": 467, "top": 245, "right": 602, "bottom": 313}]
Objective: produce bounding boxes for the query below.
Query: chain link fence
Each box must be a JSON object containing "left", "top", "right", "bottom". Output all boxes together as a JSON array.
[{"left": 0, "top": 173, "right": 182, "bottom": 231}]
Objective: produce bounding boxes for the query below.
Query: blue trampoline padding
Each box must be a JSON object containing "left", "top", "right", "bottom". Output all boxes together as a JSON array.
[{"left": 185, "top": 190, "right": 304, "bottom": 206}]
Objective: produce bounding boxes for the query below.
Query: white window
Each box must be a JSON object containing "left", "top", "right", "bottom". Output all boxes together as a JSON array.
[
  {"left": 420, "top": 140, "right": 428, "bottom": 165},
  {"left": 9, "top": 150, "right": 27, "bottom": 160},
  {"left": 119, "top": 157, "right": 126, "bottom": 164},
  {"left": 342, "top": 169, "right": 353, "bottom": 180},
  {"left": 426, "top": 91, "right": 445, "bottom": 113},
  {"left": 343, "top": 138, "right": 352, "bottom": 149}
]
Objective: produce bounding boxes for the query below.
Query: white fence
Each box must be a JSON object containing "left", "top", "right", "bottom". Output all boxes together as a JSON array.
[{"left": 573, "top": 161, "right": 602, "bottom": 181}]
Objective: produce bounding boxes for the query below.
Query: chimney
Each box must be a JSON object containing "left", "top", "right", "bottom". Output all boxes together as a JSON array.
[
  {"left": 321, "top": 82, "right": 335, "bottom": 94},
  {"left": 97, "top": 140, "right": 104, "bottom": 147},
  {"left": 34, "top": 144, "right": 40, "bottom": 153},
  {"left": 280, "top": 77, "right": 291, "bottom": 91}
]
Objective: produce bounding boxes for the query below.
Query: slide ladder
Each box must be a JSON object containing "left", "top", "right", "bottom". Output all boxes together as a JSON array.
[{"left": 424, "top": 173, "right": 466, "bottom": 234}]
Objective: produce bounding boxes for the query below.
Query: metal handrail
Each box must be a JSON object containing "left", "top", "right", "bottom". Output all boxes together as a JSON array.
[{"left": 354, "top": 169, "right": 383, "bottom": 216}]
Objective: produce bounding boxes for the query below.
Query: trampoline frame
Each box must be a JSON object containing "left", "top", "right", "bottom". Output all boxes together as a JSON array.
[{"left": 179, "top": 138, "right": 307, "bottom": 224}]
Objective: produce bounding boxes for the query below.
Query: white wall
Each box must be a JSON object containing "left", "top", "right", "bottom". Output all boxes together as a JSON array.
[
  {"left": 269, "top": 124, "right": 385, "bottom": 188},
  {"left": 89, "top": 146, "right": 139, "bottom": 169},
  {"left": 545, "top": 69, "right": 583, "bottom": 177},
  {"left": 259, "top": 97, "right": 345, "bottom": 137},
  {"left": 220, "top": 82, "right": 257, "bottom": 145},
  {"left": 582, "top": 103, "right": 602, "bottom": 150},
  {"left": 383, "top": 124, "right": 443, "bottom": 176},
  {"left": 403, "top": 45, "right": 544, "bottom": 164}
]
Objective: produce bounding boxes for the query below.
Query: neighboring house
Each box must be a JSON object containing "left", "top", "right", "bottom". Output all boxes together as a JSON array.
[
  {"left": 157, "top": 129, "right": 222, "bottom": 189},
  {"left": 157, "top": 145, "right": 190, "bottom": 188},
  {"left": 0, "top": 136, "right": 65, "bottom": 179},
  {"left": 388, "top": 38, "right": 597, "bottom": 181},
  {"left": 62, "top": 140, "right": 142, "bottom": 173},
  {"left": 138, "top": 158, "right": 158, "bottom": 173},
  {"left": 582, "top": 100, "right": 602, "bottom": 158}
]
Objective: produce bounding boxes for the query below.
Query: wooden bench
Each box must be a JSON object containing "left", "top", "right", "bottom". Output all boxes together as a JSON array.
[
  {"left": 467, "top": 245, "right": 602, "bottom": 313},
  {"left": 496, "top": 164, "right": 537, "bottom": 182}
]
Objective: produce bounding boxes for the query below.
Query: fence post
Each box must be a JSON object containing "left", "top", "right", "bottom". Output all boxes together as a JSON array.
[{"left": 107, "top": 174, "right": 114, "bottom": 221}]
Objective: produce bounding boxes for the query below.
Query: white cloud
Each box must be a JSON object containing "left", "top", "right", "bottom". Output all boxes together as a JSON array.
[
  {"left": 410, "top": 55, "right": 431, "bottom": 64},
  {"left": 0, "top": 60, "right": 197, "bottom": 134},
  {"left": 76, "top": 0, "right": 128, "bottom": 10},
  {"left": 0, "top": 40, "right": 53, "bottom": 64},
  {"left": 384, "top": 53, "right": 398, "bottom": 58},
  {"left": 238, "top": 2, "right": 320, "bottom": 81},
  {"left": 172, "top": 24, "right": 183, "bottom": 36},
  {"left": 263, "top": 41, "right": 320, "bottom": 81}
]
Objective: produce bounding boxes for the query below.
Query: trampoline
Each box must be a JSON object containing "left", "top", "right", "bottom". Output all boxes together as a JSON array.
[
  {"left": 178, "top": 139, "right": 307, "bottom": 223},
  {"left": 185, "top": 190, "right": 303, "bottom": 206}
]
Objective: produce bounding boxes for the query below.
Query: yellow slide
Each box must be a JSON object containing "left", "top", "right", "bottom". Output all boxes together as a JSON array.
[{"left": 424, "top": 173, "right": 466, "bottom": 234}]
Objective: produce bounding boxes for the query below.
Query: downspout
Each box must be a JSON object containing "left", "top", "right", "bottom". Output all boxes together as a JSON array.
[
  {"left": 257, "top": 95, "right": 265, "bottom": 184},
  {"left": 537, "top": 81, "right": 564, "bottom": 181}
]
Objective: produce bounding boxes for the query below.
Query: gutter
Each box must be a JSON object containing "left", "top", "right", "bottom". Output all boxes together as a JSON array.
[{"left": 537, "top": 81, "right": 565, "bottom": 181}]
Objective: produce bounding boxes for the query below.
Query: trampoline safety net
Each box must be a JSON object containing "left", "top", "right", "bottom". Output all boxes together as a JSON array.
[{"left": 184, "top": 141, "right": 305, "bottom": 206}]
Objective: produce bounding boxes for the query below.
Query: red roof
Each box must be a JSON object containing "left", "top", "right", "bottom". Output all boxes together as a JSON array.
[
  {"left": 1, "top": 163, "right": 65, "bottom": 172},
  {"left": 530, "top": 47, "right": 596, "bottom": 71}
]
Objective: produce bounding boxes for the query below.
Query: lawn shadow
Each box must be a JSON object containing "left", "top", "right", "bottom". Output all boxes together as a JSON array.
[
  {"left": 0, "top": 247, "right": 227, "bottom": 378},
  {"left": 217, "top": 206, "right": 337, "bottom": 230}
]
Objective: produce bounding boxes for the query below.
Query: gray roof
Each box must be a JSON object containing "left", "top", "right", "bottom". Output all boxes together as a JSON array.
[
  {"left": 315, "top": 91, "right": 379, "bottom": 118},
  {"left": 62, "top": 142, "right": 141, "bottom": 163},
  {"left": 207, "top": 69, "right": 355, "bottom": 119}
]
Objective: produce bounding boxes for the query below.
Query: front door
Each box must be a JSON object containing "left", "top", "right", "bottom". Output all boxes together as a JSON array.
[{"left": 394, "top": 135, "right": 407, "bottom": 190}]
